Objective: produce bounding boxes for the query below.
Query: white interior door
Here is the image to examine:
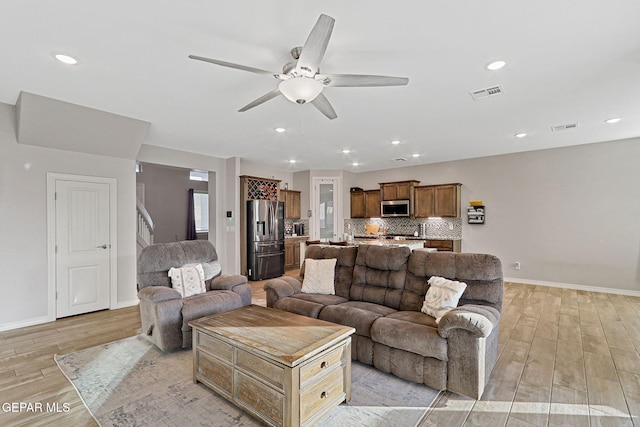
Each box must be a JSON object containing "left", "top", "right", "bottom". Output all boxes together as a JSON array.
[{"left": 55, "top": 180, "right": 111, "bottom": 317}]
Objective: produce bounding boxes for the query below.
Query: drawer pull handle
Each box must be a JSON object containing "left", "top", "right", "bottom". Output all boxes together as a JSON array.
[
  {"left": 320, "top": 361, "right": 329, "bottom": 369},
  {"left": 320, "top": 391, "right": 328, "bottom": 399}
]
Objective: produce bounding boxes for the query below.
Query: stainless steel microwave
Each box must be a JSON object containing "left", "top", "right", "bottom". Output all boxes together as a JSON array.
[{"left": 381, "top": 199, "right": 410, "bottom": 217}]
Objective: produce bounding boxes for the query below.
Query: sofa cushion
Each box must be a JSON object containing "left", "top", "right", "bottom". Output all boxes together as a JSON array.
[
  {"left": 319, "top": 301, "right": 396, "bottom": 337},
  {"left": 138, "top": 240, "right": 221, "bottom": 290},
  {"left": 301, "top": 258, "right": 337, "bottom": 294},
  {"left": 273, "top": 294, "right": 349, "bottom": 319},
  {"left": 180, "top": 290, "right": 243, "bottom": 330},
  {"left": 350, "top": 245, "right": 411, "bottom": 309},
  {"left": 371, "top": 313, "right": 448, "bottom": 361},
  {"left": 273, "top": 297, "right": 326, "bottom": 318},
  {"left": 403, "top": 251, "right": 503, "bottom": 313}
]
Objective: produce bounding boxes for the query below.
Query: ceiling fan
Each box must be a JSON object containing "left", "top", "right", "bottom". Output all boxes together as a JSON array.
[{"left": 189, "top": 14, "right": 409, "bottom": 120}]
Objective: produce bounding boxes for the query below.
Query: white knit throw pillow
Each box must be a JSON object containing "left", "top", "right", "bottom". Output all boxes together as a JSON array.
[
  {"left": 168, "top": 264, "right": 206, "bottom": 297},
  {"left": 421, "top": 276, "right": 467, "bottom": 323}
]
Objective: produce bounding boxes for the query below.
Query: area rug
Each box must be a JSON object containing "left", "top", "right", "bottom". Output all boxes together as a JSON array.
[{"left": 55, "top": 335, "right": 441, "bottom": 427}]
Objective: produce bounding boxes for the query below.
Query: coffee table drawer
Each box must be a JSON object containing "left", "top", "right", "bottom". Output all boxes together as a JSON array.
[
  {"left": 196, "top": 330, "right": 233, "bottom": 362},
  {"left": 299, "top": 344, "right": 345, "bottom": 386},
  {"left": 235, "top": 370, "right": 284, "bottom": 426},
  {"left": 196, "top": 350, "right": 233, "bottom": 396},
  {"left": 300, "top": 367, "right": 345, "bottom": 424},
  {"left": 237, "top": 348, "right": 285, "bottom": 390}
]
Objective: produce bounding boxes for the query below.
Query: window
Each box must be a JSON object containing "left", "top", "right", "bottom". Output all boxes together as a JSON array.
[
  {"left": 189, "top": 170, "right": 209, "bottom": 182},
  {"left": 193, "top": 191, "right": 209, "bottom": 232}
]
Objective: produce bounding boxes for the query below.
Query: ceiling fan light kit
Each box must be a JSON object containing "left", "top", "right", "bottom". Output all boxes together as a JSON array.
[
  {"left": 279, "top": 77, "right": 323, "bottom": 104},
  {"left": 189, "top": 14, "right": 409, "bottom": 119}
]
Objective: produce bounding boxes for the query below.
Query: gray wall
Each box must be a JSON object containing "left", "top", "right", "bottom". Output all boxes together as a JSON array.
[
  {"left": 136, "top": 163, "right": 208, "bottom": 243},
  {"left": 0, "top": 102, "right": 138, "bottom": 329},
  {"left": 349, "top": 137, "right": 640, "bottom": 293}
]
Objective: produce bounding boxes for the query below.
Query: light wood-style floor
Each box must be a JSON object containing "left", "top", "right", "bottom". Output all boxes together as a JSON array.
[{"left": 1, "top": 279, "right": 639, "bottom": 426}]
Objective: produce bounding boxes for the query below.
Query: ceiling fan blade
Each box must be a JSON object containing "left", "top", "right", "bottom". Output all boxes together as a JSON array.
[
  {"left": 296, "top": 14, "right": 335, "bottom": 76},
  {"left": 310, "top": 93, "right": 337, "bottom": 120},
  {"left": 188, "top": 55, "right": 278, "bottom": 77},
  {"left": 238, "top": 88, "right": 281, "bottom": 112},
  {"left": 317, "top": 74, "right": 409, "bottom": 87}
]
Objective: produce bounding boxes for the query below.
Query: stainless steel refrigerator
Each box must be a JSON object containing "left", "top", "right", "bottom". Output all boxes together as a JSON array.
[{"left": 246, "top": 200, "right": 285, "bottom": 281}]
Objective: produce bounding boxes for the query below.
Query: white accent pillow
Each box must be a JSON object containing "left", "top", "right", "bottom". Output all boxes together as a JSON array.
[
  {"left": 421, "top": 276, "right": 467, "bottom": 323},
  {"left": 168, "top": 264, "right": 206, "bottom": 297},
  {"left": 301, "top": 258, "right": 337, "bottom": 295}
]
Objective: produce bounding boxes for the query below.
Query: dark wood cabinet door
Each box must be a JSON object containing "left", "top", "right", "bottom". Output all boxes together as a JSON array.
[
  {"left": 284, "top": 241, "right": 294, "bottom": 269},
  {"left": 350, "top": 192, "right": 366, "bottom": 218},
  {"left": 434, "top": 185, "right": 459, "bottom": 217},
  {"left": 365, "top": 190, "right": 381, "bottom": 218},
  {"left": 414, "top": 186, "right": 435, "bottom": 218}
]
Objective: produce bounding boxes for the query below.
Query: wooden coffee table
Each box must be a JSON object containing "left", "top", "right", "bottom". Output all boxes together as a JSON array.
[{"left": 190, "top": 305, "right": 355, "bottom": 427}]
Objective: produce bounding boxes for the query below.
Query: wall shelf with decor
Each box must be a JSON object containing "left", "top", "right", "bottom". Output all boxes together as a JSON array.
[{"left": 467, "top": 201, "right": 485, "bottom": 224}]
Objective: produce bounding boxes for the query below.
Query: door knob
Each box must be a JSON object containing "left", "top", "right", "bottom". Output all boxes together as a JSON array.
[{"left": 97, "top": 244, "right": 108, "bottom": 249}]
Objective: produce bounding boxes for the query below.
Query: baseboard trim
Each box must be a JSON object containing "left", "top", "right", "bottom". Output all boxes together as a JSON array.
[
  {"left": 113, "top": 299, "right": 140, "bottom": 310},
  {"left": 0, "top": 315, "right": 51, "bottom": 332},
  {"left": 504, "top": 277, "right": 640, "bottom": 298}
]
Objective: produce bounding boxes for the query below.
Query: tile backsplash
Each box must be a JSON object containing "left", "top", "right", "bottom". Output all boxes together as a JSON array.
[
  {"left": 344, "top": 217, "right": 462, "bottom": 240},
  {"left": 284, "top": 219, "right": 309, "bottom": 236}
]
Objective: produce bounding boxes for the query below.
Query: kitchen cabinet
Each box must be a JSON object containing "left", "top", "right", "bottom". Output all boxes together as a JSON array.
[
  {"left": 424, "top": 240, "right": 461, "bottom": 252},
  {"left": 350, "top": 190, "right": 381, "bottom": 218},
  {"left": 365, "top": 190, "right": 381, "bottom": 218},
  {"left": 380, "top": 180, "right": 420, "bottom": 201},
  {"left": 281, "top": 190, "right": 301, "bottom": 219},
  {"left": 284, "top": 237, "right": 304, "bottom": 269},
  {"left": 350, "top": 192, "right": 366, "bottom": 218},
  {"left": 414, "top": 184, "right": 461, "bottom": 218}
]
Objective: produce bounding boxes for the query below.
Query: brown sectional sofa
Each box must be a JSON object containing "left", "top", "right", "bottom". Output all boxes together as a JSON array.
[{"left": 264, "top": 244, "right": 503, "bottom": 399}]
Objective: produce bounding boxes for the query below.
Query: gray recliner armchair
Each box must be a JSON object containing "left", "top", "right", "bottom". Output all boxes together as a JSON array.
[{"left": 137, "top": 240, "right": 251, "bottom": 352}]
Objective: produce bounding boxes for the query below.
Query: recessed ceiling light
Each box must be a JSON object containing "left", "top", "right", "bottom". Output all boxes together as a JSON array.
[
  {"left": 604, "top": 117, "right": 622, "bottom": 124},
  {"left": 391, "top": 140, "right": 400, "bottom": 145},
  {"left": 352, "top": 162, "right": 359, "bottom": 167},
  {"left": 274, "top": 127, "right": 286, "bottom": 133},
  {"left": 342, "top": 149, "right": 351, "bottom": 154},
  {"left": 288, "top": 159, "right": 296, "bottom": 164},
  {"left": 514, "top": 132, "right": 527, "bottom": 138},
  {"left": 54, "top": 53, "right": 78, "bottom": 65},
  {"left": 412, "top": 153, "right": 420, "bottom": 158},
  {"left": 486, "top": 60, "right": 507, "bottom": 71}
]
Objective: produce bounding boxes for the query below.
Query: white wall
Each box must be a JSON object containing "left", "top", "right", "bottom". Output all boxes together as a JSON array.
[
  {"left": 349, "top": 138, "right": 640, "bottom": 294},
  {"left": 0, "top": 102, "right": 138, "bottom": 330},
  {"left": 240, "top": 160, "right": 293, "bottom": 187}
]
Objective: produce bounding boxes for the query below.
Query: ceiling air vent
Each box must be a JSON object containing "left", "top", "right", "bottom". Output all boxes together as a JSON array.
[
  {"left": 393, "top": 158, "right": 407, "bottom": 162},
  {"left": 551, "top": 123, "right": 578, "bottom": 132},
  {"left": 469, "top": 85, "right": 504, "bottom": 100}
]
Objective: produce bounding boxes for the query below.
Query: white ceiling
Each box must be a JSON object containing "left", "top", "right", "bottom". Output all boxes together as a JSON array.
[{"left": 2, "top": 1, "right": 640, "bottom": 172}]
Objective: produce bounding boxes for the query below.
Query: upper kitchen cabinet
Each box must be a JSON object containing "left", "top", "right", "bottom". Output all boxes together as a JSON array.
[
  {"left": 281, "top": 190, "right": 301, "bottom": 219},
  {"left": 365, "top": 189, "right": 381, "bottom": 218},
  {"left": 414, "top": 184, "right": 461, "bottom": 218},
  {"left": 350, "top": 191, "right": 366, "bottom": 218},
  {"left": 380, "top": 180, "right": 420, "bottom": 201},
  {"left": 350, "top": 189, "right": 381, "bottom": 218}
]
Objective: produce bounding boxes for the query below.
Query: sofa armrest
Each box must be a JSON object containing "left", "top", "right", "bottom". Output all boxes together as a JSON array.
[
  {"left": 210, "top": 274, "right": 248, "bottom": 291},
  {"left": 263, "top": 277, "right": 302, "bottom": 307},
  {"left": 438, "top": 304, "right": 500, "bottom": 338},
  {"left": 138, "top": 286, "right": 182, "bottom": 304}
]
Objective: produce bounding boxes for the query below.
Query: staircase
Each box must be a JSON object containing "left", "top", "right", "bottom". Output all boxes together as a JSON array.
[{"left": 136, "top": 198, "right": 154, "bottom": 251}]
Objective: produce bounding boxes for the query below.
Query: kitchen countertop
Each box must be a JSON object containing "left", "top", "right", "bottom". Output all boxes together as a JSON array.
[
  {"left": 355, "top": 234, "right": 461, "bottom": 241},
  {"left": 285, "top": 235, "right": 308, "bottom": 239}
]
